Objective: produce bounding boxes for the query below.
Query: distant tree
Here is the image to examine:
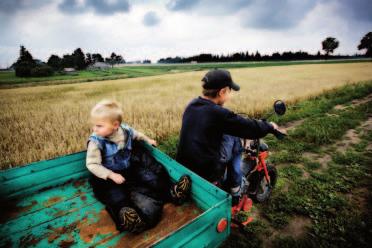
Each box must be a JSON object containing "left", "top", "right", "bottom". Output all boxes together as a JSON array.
[
  {"left": 15, "top": 45, "right": 36, "bottom": 77},
  {"left": 86, "top": 53, "right": 93, "bottom": 66},
  {"left": 316, "top": 51, "right": 321, "bottom": 58},
  {"left": 105, "top": 53, "right": 114, "bottom": 68},
  {"left": 322, "top": 37, "right": 339, "bottom": 58},
  {"left": 254, "top": 51, "right": 261, "bottom": 61},
  {"left": 156, "top": 47, "right": 353, "bottom": 64},
  {"left": 115, "top": 54, "right": 124, "bottom": 64},
  {"left": 61, "top": 54, "right": 75, "bottom": 68},
  {"left": 143, "top": 59, "right": 151, "bottom": 64},
  {"left": 110, "top": 52, "right": 117, "bottom": 61},
  {"left": 30, "top": 65, "right": 53, "bottom": 77},
  {"left": 272, "top": 52, "right": 281, "bottom": 60},
  {"left": 92, "top": 53, "right": 104, "bottom": 63},
  {"left": 244, "top": 52, "right": 249, "bottom": 61},
  {"left": 358, "top": 32, "right": 372, "bottom": 57},
  {"left": 232, "top": 52, "right": 243, "bottom": 61},
  {"left": 282, "top": 51, "right": 293, "bottom": 60},
  {"left": 15, "top": 62, "right": 33, "bottom": 77},
  {"left": 14, "top": 45, "right": 54, "bottom": 77},
  {"left": 106, "top": 52, "right": 125, "bottom": 67},
  {"left": 72, "top": 48, "right": 86, "bottom": 70},
  {"left": 47, "top": 55, "right": 62, "bottom": 71},
  {"left": 17, "top": 45, "right": 35, "bottom": 64}
]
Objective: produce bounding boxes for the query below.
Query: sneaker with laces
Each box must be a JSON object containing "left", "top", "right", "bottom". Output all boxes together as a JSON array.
[
  {"left": 170, "top": 175, "right": 191, "bottom": 205},
  {"left": 119, "top": 207, "right": 146, "bottom": 233}
]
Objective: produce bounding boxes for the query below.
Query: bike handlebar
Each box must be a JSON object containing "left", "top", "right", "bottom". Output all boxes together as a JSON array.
[{"left": 272, "top": 129, "right": 287, "bottom": 140}]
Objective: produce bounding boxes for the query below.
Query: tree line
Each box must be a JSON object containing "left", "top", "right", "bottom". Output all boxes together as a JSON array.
[
  {"left": 14, "top": 47, "right": 125, "bottom": 77},
  {"left": 159, "top": 33, "right": 372, "bottom": 63},
  {"left": 13, "top": 32, "right": 371, "bottom": 77}
]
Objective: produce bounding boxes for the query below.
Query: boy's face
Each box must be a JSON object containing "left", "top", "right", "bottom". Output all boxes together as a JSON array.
[
  {"left": 91, "top": 118, "right": 120, "bottom": 137},
  {"left": 217, "top": 87, "right": 232, "bottom": 106}
]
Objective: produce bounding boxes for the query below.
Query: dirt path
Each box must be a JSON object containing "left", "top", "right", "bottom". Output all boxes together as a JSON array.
[
  {"left": 303, "top": 93, "right": 372, "bottom": 170},
  {"left": 282, "top": 119, "right": 304, "bottom": 130},
  {"left": 334, "top": 93, "right": 372, "bottom": 110},
  {"left": 225, "top": 91, "right": 372, "bottom": 248},
  {"left": 263, "top": 95, "right": 371, "bottom": 247}
]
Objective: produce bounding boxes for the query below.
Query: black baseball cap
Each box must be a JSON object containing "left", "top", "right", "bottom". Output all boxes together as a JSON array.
[{"left": 202, "top": 69, "right": 240, "bottom": 91}]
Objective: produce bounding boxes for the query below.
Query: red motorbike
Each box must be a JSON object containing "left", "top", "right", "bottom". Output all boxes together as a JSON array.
[{"left": 240, "top": 100, "right": 287, "bottom": 202}]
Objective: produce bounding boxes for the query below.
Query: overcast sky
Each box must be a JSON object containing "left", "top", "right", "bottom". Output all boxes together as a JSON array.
[{"left": 0, "top": 0, "right": 371, "bottom": 68}]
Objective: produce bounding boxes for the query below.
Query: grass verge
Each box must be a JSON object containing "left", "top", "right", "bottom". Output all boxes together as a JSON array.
[{"left": 157, "top": 82, "right": 372, "bottom": 248}]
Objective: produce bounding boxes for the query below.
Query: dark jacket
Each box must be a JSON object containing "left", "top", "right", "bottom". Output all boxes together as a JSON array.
[{"left": 176, "top": 97, "right": 274, "bottom": 181}]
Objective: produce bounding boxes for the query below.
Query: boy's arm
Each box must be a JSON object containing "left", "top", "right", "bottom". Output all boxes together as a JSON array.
[
  {"left": 223, "top": 111, "right": 275, "bottom": 139},
  {"left": 86, "top": 141, "right": 113, "bottom": 180},
  {"left": 132, "top": 129, "right": 157, "bottom": 146}
]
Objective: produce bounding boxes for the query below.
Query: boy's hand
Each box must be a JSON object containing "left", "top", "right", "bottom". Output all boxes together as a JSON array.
[
  {"left": 270, "top": 122, "right": 287, "bottom": 135},
  {"left": 148, "top": 138, "right": 157, "bottom": 147},
  {"left": 108, "top": 172, "right": 125, "bottom": 184},
  {"left": 270, "top": 122, "right": 279, "bottom": 130}
]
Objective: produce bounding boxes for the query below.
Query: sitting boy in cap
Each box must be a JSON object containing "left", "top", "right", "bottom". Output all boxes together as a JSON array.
[
  {"left": 86, "top": 100, "right": 191, "bottom": 233},
  {"left": 176, "top": 69, "right": 281, "bottom": 205}
]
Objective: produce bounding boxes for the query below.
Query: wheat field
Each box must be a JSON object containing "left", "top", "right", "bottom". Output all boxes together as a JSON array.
[{"left": 1, "top": 62, "right": 372, "bottom": 169}]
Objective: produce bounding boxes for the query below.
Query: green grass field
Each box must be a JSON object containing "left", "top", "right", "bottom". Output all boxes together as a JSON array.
[
  {"left": 158, "top": 83, "right": 372, "bottom": 248},
  {"left": 0, "top": 60, "right": 371, "bottom": 247},
  {"left": 226, "top": 84, "right": 372, "bottom": 247},
  {"left": 1, "top": 59, "right": 370, "bottom": 88}
]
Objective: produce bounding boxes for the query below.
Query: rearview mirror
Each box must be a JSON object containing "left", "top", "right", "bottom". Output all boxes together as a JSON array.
[{"left": 274, "top": 100, "right": 286, "bottom": 115}]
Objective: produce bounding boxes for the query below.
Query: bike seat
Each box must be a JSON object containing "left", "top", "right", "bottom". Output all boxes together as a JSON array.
[{"left": 249, "top": 141, "right": 269, "bottom": 152}]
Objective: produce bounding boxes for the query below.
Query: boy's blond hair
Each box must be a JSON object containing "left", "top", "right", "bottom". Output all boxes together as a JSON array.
[{"left": 90, "top": 99, "right": 123, "bottom": 124}]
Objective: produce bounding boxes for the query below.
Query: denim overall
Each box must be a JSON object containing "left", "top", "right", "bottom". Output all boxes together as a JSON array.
[{"left": 87, "top": 123, "right": 134, "bottom": 172}]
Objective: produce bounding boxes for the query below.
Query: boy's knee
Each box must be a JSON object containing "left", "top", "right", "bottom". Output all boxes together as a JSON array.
[
  {"left": 130, "top": 191, "right": 163, "bottom": 227},
  {"left": 104, "top": 187, "right": 128, "bottom": 206}
]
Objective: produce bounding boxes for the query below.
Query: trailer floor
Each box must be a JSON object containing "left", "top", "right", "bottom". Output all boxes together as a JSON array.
[{"left": 0, "top": 178, "right": 203, "bottom": 248}]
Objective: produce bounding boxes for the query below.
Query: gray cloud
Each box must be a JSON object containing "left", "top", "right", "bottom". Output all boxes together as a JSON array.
[
  {"left": 337, "top": 0, "right": 372, "bottom": 23},
  {"left": 165, "top": 0, "right": 372, "bottom": 29},
  {"left": 0, "top": 0, "right": 50, "bottom": 14},
  {"left": 165, "top": 0, "right": 316, "bottom": 29},
  {"left": 240, "top": 0, "right": 317, "bottom": 29},
  {"left": 143, "top": 11, "right": 161, "bottom": 27},
  {"left": 166, "top": 0, "right": 200, "bottom": 11},
  {"left": 58, "top": 0, "right": 85, "bottom": 14},
  {"left": 0, "top": 0, "right": 24, "bottom": 13},
  {"left": 166, "top": 0, "right": 253, "bottom": 14},
  {"left": 58, "top": 0, "right": 131, "bottom": 15}
]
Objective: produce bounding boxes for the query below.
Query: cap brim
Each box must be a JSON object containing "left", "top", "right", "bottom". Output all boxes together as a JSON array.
[{"left": 231, "top": 82, "right": 240, "bottom": 91}]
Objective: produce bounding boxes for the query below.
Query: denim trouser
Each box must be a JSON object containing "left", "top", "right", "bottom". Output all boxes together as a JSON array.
[{"left": 220, "top": 135, "right": 243, "bottom": 188}]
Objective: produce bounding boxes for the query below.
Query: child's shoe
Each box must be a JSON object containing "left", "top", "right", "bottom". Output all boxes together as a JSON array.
[
  {"left": 242, "top": 195, "right": 253, "bottom": 212},
  {"left": 231, "top": 185, "right": 241, "bottom": 207},
  {"left": 232, "top": 195, "right": 240, "bottom": 206},
  {"left": 170, "top": 175, "right": 192, "bottom": 205},
  {"left": 119, "top": 207, "right": 146, "bottom": 233}
]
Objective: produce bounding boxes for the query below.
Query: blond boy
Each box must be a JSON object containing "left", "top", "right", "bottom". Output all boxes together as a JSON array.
[{"left": 86, "top": 100, "right": 191, "bottom": 233}]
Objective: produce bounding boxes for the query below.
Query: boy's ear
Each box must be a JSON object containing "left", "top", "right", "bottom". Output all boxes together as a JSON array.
[
  {"left": 218, "top": 87, "right": 227, "bottom": 96},
  {"left": 113, "top": 120, "right": 120, "bottom": 128}
]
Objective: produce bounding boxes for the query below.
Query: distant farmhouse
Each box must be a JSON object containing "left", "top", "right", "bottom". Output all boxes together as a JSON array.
[
  {"left": 34, "top": 59, "right": 45, "bottom": 65},
  {"left": 126, "top": 60, "right": 142, "bottom": 64},
  {"left": 88, "top": 62, "right": 111, "bottom": 70},
  {"left": 63, "top": 68, "right": 77, "bottom": 74},
  {"left": 8, "top": 58, "right": 45, "bottom": 71}
]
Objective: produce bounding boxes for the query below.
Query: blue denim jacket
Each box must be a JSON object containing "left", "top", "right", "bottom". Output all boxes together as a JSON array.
[{"left": 87, "top": 123, "right": 134, "bottom": 172}]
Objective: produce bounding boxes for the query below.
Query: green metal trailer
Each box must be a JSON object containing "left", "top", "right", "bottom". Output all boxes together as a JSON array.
[{"left": 0, "top": 142, "right": 231, "bottom": 247}]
